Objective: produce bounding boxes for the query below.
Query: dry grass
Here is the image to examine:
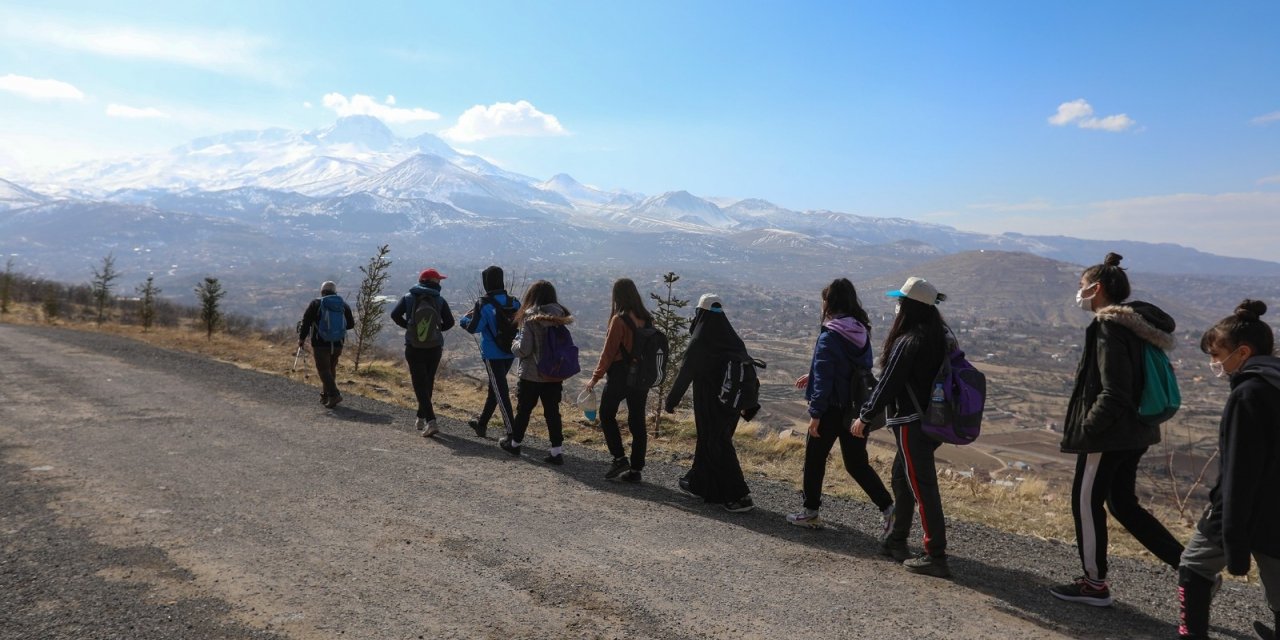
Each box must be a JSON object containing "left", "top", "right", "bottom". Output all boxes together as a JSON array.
[{"left": 1, "top": 305, "right": 1204, "bottom": 569}]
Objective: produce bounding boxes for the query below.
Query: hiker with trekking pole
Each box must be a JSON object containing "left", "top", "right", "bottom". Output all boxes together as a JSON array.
[
  {"left": 460, "top": 266, "right": 520, "bottom": 439},
  {"left": 297, "top": 281, "right": 355, "bottom": 409}
]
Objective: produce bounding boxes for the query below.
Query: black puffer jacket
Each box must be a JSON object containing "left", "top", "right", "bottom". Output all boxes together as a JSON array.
[
  {"left": 1202, "top": 355, "right": 1280, "bottom": 575},
  {"left": 1060, "top": 301, "right": 1175, "bottom": 453}
]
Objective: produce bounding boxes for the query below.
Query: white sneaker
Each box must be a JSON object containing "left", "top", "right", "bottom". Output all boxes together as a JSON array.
[
  {"left": 415, "top": 417, "right": 426, "bottom": 431},
  {"left": 422, "top": 420, "right": 440, "bottom": 438},
  {"left": 786, "top": 509, "right": 825, "bottom": 529}
]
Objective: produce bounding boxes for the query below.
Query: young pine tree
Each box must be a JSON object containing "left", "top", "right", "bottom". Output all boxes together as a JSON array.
[
  {"left": 136, "top": 276, "right": 161, "bottom": 332},
  {"left": 649, "top": 271, "right": 691, "bottom": 437},
  {"left": 195, "top": 277, "right": 225, "bottom": 340},
  {"left": 1, "top": 257, "right": 13, "bottom": 316},
  {"left": 90, "top": 253, "right": 120, "bottom": 325},
  {"left": 352, "top": 244, "right": 393, "bottom": 372}
]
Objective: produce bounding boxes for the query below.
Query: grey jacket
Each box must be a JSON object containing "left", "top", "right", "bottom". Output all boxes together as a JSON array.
[{"left": 512, "top": 303, "right": 574, "bottom": 382}]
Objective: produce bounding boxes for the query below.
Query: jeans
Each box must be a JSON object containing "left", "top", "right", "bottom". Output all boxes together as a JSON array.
[
  {"left": 404, "top": 345, "right": 443, "bottom": 421},
  {"left": 511, "top": 379, "right": 563, "bottom": 447},
  {"left": 599, "top": 361, "right": 649, "bottom": 471}
]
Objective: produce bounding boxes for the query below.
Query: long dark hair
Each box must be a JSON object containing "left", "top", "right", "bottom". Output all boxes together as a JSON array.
[
  {"left": 610, "top": 278, "right": 653, "bottom": 324},
  {"left": 515, "top": 280, "right": 568, "bottom": 324},
  {"left": 879, "top": 297, "right": 948, "bottom": 369},
  {"left": 1081, "top": 252, "right": 1130, "bottom": 304},
  {"left": 1200, "top": 299, "right": 1274, "bottom": 356},
  {"left": 822, "top": 278, "right": 871, "bottom": 329}
]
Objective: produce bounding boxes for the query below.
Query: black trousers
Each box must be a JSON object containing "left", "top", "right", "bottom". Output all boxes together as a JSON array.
[
  {"left": 1070, "top": 447, "right": 1184, "bottom": 581},
  {"left": 511, "top": 379, "right": 563, "bottom": 447},
  {"left": 404, "top": 346, "right": 443, "bottom": 421},
  {"left": 802, "top": 407, "right": 892, "bottom": 511},
  {"left": 312, "top": 343, "right": 342, "bottom": 398},
  {"left": 599, "top": 361, "right": 649, "bottom": 471},
  {"left": 477, "top": 358, "right": 514, "bottom": 433},
  {"left": 888, "top": 422, "right": 947, "bottom": 557}
]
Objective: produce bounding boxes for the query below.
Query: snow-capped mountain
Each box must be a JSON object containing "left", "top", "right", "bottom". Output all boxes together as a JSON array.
[
  {"left": 7, "top": 115, "right": 1280, "bottom": 288},
  {"left": 0, "top": 178, "right": 48, "bottom": 211}
]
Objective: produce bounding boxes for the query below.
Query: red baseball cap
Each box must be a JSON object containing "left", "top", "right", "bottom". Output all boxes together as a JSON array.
[{"left": 418, "top": 268, "right": 447, "bottom": 282}]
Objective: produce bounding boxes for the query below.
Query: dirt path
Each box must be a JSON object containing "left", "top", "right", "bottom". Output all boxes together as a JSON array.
[{"left": 0, "top": 325, "right": 1270, "bottom": 639}]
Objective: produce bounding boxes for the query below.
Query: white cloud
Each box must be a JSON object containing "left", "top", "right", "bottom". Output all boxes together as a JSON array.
[
  {"left": 302, "top": 101, "right": 313, "bottom": 109},
  {"left": 1259, "top": 174, "right": 1280, "bottom": 186},
  {"left": 1252, "top": 110, "right": 1280, "bottom": 126},
  {"left": 321, "top": 93, "right": 440, "bottom": 124},
  {"left": 1048, "top": 99, "right": 1094, "bottom": 126},
  {"left": 1048, "top": 99, "right": 1135, "bottom": 132},
  {"left": 0, "top": 13, "right": 275, "bottom": 80},
  {"left": 385, "top": 95, "right": 396, "bottom": 105},
  {"left": 966, "top": 198, "right": 1053, "bottom": 213},
  {"left": 105, "top": 103, "right": 168, "bottom": 119},
  {"left": 0, "top": 73, "right": 84, "bottom": 101},
  {"left": 441, "top": 100, "right": 568, "bottom": 142}
]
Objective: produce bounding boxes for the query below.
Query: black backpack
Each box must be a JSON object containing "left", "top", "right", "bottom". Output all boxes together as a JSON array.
[
  {"left": 620, "top": 315, "right": 668, "bottom": 389},
  {"left": 720, "top": 357, "right": 766, "bottom": 411},
  {"left": 408, "top": 293, "right": 444, "bottom": 348},
  {"left": 479, "top": 294, "right": 519, "bottom": 354}
]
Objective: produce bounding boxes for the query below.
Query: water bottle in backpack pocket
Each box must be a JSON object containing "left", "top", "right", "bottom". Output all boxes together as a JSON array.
[{"left": 908, "top": 348, "right": 986, "bottom": 445}]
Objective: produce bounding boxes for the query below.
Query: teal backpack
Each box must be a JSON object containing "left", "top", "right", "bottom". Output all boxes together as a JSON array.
[{"left": 1138, "top": 343, "right": 1180, "bottom": 425}]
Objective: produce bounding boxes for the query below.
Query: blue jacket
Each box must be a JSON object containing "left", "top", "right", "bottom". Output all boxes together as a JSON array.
[
  {"left": 390, "top": 283, "right": 455, "bottom": 346},
  {"left": 805, "top": 316, "right": 872, "bottom": 418},
  {"left": 461, "top": 292, "right": 520, "bottom": 360}
]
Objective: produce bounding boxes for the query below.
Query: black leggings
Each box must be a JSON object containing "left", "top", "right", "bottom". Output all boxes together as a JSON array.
[
  {"left": 801, "top": 408, "right": 892, "bottom": 511},
  {"left": 511, "top": 379, "right": 563, "bottom": 447},
  {"left": 404, "top": 346, "right": 442, "bottom": 420},
  {"left": 599, "top": 362, "right": 649, "bottom": 471}
]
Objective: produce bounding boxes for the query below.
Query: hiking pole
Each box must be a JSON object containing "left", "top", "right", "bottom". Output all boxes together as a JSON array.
[{"left": 292, "top": 345, "right": 305, "bottom": 371}]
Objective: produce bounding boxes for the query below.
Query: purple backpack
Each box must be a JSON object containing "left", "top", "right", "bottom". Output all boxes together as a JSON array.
[
  {"left": 909, "top": 348, "right": 986, "bottom": 445},
  {"left": 536, "top": 324, "right": 581, "bottom": 381}
]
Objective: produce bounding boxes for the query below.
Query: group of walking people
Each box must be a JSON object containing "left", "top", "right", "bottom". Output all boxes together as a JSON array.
[{"left": 297, "top": 254, "right": 1279, "bottom": 639}]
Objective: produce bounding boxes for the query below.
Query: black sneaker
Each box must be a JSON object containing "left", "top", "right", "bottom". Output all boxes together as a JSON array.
[
  {"left": 468, "top": 419, "right": 486, "bottom": 438},
  {"left": 498, "top": 438, "right": 521, "bottom": 456},
  {"left": 903, "top": 553, "right": 951, "bottom": 579},
  {"left": 326, "top": 393, "right": 343, "bottom": 408},
  {"left": 319, "top": 393, "right": 329, "bottom": 405},
  {"left": 605, "top": 457, "right": 630, "bottom": 479},
  {"left": 1254, "top": 620, "right": 1275, "bottom": 640},
  {"left": 621, "top": 470, "right": 642, "bottom": 483},
  {"left": 677, "top": 477, "right": 699, "bottom": 498},
  {"left": 723, "top": 496, "right": 755, "bottom": 513},
  {"left": 1049, "top": 577, "right": 1112, "bottom": 607},
  {"left": 880, "top": 540, "right": 911, "bottom": 562},
  {"left": 543, "top": 454, "right": 564, "bottom": 465}
]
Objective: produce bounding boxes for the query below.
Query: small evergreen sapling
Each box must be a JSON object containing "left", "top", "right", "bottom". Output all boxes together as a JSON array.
[
  {"left": 136, "top": 276, "right": 161, "bottom": 332},
  {"left": 195, "top": 277, "right": 225, "bottom": 339},
  {"left": 90, "top": 254, "right": 120, "bottom": 326},
  {"left": 353, "top": 244, "right": 393, "bottom": 372},
  {"left": 649, "top": 271, "right": 690, "bottom": 437}
]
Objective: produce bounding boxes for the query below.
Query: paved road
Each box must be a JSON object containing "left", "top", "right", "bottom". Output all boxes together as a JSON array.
[{"left": 0, "top": 325, "right": 1270, "bottom": 639}]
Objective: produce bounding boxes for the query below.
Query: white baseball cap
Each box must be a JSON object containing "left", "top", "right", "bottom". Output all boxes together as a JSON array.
[
  {"left": 886, "top": 277, "right": 946, "bottom": 305},
  {"left": 697, "top": 293, "right": 724, "bottom": 312}
]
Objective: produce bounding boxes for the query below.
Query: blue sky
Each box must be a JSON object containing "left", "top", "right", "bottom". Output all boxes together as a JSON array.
[{"left": 2, "top": 1, "right": 1279, "bottom": 259}]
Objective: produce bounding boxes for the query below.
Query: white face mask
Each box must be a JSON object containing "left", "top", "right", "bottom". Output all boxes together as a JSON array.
[
  {"left": 1075, "top": 284, "right": 1097, "bottom": 312},
  {"left": 894, "top": 302, "right": 902, "bottom": 315},
  {"left": 1209, "top": 347, "right": 1246, "bottom": 379}
]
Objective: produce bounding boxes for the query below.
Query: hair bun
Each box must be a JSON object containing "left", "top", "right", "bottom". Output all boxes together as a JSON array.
[
  {"left": 1103, "top": 252, "right": 1124, "bottom": 267},
  {"left": 1236, "top": 299, "right": 1268, "bottom": 320}
]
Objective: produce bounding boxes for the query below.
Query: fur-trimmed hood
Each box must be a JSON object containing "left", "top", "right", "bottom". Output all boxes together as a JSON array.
[
  {"left": 1096, "top": 301, "right": 1177, "bottom": 351},
  {"left": 522, "top": 303, "right": 574, "bottom": 326}
]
